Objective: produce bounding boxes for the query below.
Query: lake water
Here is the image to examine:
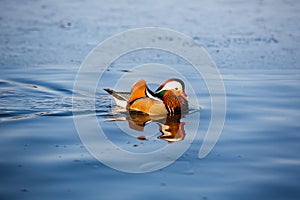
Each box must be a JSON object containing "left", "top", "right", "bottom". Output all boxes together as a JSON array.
[{"left": 1, "top": 0, "right": 300, "bottom": 200}]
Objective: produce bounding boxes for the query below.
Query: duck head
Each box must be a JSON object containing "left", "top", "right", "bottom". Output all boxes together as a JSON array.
[
  {"left": 155, "top": 78, "right": 188, "bottom": 98},
  {"left": 155, "top": 78, "right": 189, "bottom": 115}
]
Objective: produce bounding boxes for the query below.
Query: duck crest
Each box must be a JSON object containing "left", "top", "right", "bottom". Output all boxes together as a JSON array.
[{"left": 155, "top": 78, "right": 186, "bottom": 93}]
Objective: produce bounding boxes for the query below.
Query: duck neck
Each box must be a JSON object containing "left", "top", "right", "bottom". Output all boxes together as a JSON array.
[
  {"left": 155, "top": 90, "right": 166, "bottom": 99},
  {"left": 162, "top": 91, "right": 181, "bottom": 114}
]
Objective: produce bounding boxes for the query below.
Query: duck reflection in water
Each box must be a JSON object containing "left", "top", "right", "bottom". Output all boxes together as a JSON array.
[
  {"left": 126, "top": 112, "right": 187, "bottom": 142},
  {"left": 104, "top": 78, "right": 189, "bottom": 142}
]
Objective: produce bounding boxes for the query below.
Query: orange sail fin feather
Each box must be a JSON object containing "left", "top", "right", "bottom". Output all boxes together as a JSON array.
[{"left": 128, "top": 80, "right": 148, "bottom": 105}]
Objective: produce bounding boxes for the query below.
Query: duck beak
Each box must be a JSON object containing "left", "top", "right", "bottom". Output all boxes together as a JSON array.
[{"left": 181, "top": 92, "right": 188, "bottom": 98}]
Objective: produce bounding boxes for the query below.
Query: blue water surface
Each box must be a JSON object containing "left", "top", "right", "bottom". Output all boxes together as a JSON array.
[{"left": 1, "top": 0, "right": 300, "bottom": 200}]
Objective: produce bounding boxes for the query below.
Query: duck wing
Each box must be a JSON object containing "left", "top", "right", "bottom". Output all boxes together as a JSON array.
[
  {"left": 128, "top": 80, "right": 148, "bottom": 104},
  {"left": 128, "top": 79, "right": 162, "bottom": 104},
  {"left": 128, "top": 98, "right": 168, "bottom": 115}
]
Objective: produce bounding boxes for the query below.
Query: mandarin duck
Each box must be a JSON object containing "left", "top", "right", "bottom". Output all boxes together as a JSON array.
[{"left": 104, "top": 78, "right": 189, "bottom": 115}]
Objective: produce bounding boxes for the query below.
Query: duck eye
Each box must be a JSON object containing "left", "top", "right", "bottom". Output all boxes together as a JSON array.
[{"left": 175, "top": 87, "right": 178, "bottom": 90}]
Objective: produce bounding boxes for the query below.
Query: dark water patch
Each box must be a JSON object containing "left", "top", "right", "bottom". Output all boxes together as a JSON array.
[
  {"left": 37, "top": 111, "right": 74, "bottom": 117},
  {"left": 4, "top": 78, "right": 73, "bottom": 96}
]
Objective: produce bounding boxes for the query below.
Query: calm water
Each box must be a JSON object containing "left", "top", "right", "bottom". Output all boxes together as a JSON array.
[{"left": 1, "top": 0, "right": 300, "bottom": 200}]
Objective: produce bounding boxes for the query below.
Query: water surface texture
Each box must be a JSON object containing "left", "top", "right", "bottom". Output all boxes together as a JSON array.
[{"left": 1, "top": 0, "right": 300, "bottom": 200}]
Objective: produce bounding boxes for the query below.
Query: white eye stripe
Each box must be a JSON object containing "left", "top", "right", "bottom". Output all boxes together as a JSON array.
[{"left": 161, "top": 81, "right": 182, "bottom": 91}]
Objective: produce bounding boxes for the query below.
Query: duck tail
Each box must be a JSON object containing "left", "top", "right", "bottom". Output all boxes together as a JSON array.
[{"left": 104, "top": 88, "right": 114, "bottom": 95}]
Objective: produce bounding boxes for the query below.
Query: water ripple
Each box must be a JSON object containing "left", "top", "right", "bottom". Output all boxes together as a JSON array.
[{"left": 0, "top": 79, "right": 111, "bottom": 121}]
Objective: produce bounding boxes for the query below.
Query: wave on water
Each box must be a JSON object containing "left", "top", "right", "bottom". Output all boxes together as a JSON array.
[{"left": 0, "top": 79, "right": 112, "bottom": 121}]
